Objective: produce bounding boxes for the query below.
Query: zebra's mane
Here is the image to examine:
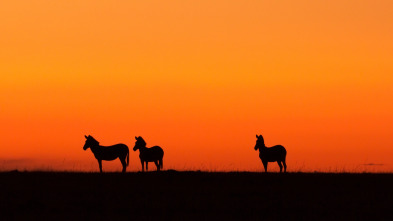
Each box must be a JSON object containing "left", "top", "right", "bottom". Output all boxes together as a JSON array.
[
  {"left": 137, "top": 136, "right": 147, "bottom": 147},
  {"left": 88, "top": 135, "right": 100, "bottom": 146}
]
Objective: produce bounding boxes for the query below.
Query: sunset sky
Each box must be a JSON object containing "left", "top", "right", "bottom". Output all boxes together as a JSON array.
[{"left": 1, "top": 1, "right": 392, "bottom": 172}]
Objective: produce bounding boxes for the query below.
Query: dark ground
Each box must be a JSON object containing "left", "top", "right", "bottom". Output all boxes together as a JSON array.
[{"left": 0, "top": 171, "right": 392, "bottom": 221}]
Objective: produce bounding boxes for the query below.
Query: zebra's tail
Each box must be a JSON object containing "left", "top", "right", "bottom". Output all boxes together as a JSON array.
[{"left": 126, "top": 149, "right": 130, "bottom": 166}]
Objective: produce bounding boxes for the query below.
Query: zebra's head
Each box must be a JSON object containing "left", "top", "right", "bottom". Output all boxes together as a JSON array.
[
  {"left": 133, "top": 136, "right": 146, "bottom": 151},
  {"left": 255, "top": 134, "right": 265, "bottom": 150},
  {"left": 83, "top": 135, "right": 99, "bottom": 150}
]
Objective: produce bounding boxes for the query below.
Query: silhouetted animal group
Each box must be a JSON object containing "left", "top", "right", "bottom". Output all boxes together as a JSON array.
[{"left": 83, "top": 134, "right": 287, "bottom": 173}]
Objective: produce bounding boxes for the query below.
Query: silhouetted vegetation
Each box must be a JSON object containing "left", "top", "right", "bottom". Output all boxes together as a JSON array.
[{"left": 0, "top": 172, "right": 392, "bottom": 220}]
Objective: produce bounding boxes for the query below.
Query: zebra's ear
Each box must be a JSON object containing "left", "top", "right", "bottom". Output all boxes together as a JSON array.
[
  {"left": 256, "top": 134, "right": 259, "bottom": 138},
  {"left": 135, "top": 136, "right": 138, "bottom": 140},
  {"left": 85, "top": 135, "right": 88, "bottom": 139}
]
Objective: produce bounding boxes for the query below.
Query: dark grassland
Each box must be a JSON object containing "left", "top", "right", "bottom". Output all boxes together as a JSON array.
[{"left": 1, "top": 171, "right": 392, "bottom": 220}]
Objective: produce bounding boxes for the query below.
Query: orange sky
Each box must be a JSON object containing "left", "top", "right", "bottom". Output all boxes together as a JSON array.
[{"left": 1, "top": 1, "right": 392, "bottom": 172}]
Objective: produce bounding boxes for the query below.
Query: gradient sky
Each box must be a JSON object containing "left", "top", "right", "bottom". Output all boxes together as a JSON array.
[{"left": 1, "top": 1, "right": 392, "bottom": 172}]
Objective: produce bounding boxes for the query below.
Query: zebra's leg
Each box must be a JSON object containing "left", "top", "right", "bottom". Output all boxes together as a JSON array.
[
  {"left": 120, "top": 157, "right": 127, "bottom": 173},
  {"left": 262, "top": 160, "right": 268, "bottom": 173},
  {"left": 154, "top": 161, "right": 160, "bottom": 171},
  {"left": 140, "top": 160, "right": 144, "bottom": 172},
  {"left": 98, "top": 160, "right": 103, "bottom": 173},
  {"left": 283, "top": 159, "right": 287, "bottom": 173},
  {"left": 277, "top": 161, "right": 283, "bottom": 173}
]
